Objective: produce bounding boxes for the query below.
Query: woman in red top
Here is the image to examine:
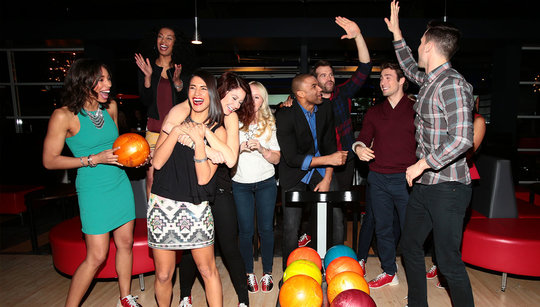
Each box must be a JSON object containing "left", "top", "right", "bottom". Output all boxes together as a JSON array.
[{"left": 135, "top": 25, "right": 191, "bottom": 198}]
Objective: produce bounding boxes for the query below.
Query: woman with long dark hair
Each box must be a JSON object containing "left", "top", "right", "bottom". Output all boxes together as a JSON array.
[
  {"left": 148, "top": 69, "right": 227, "bottom": 307},
  {"left": 43, "top": 58, "right": 139, "bottom": 307},
  {"left": 166, "top": 72, "right": 255, "bottom": 307}
]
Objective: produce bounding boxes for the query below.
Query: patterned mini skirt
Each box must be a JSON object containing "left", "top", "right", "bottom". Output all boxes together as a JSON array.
[{"left": 147, "top": 193, "right": 214, "bottom": 250}]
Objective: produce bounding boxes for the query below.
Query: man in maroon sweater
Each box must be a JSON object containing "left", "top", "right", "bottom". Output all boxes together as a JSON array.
[{"left": 353, "top": 62, "right": 417, "bottom": 289}]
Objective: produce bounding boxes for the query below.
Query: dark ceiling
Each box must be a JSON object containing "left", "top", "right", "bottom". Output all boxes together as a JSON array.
[
  {"left": 2, "top": 0, "right": 537, "bottom": 20},
  {"left": 1, "top": 0, "right": 539, "bottom": 83}
]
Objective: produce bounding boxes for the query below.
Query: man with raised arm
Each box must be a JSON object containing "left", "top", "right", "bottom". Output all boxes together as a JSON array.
[
  {"left": 385, "top": 1, "right": 475, "bottom": 306},
  {"left": 313, "top": 16, "right": 372, "bottom": 192},
  {"left": 288, "top": 17, "right": 372, "bottom": 247}
]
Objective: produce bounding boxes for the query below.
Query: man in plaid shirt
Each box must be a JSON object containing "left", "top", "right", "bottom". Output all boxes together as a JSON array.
[{"left": 386, "top": 1, "right": 475, "bottom": 306}]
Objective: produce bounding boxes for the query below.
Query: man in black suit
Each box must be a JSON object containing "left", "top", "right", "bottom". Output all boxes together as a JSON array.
[{"left": 276, "top": 74, "right": 348, "bottom": 270}]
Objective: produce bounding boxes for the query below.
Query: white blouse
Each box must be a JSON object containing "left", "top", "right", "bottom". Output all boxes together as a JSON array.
[{"left": 232, "top": 123, "right": 280, "bottom": 184}]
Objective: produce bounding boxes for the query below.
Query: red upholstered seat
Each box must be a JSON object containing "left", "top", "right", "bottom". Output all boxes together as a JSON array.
[
  {"left": 516, "top": 199, "right": 540, "bottom": 218},
  {"left": 49, "top": 217, "right": 180, "bottom": 279},
  {"left": 468, "top": 208, "right": 487, "bottom": 219},
  {"left": 461, "top": 218, "right": 540, "bottom": 277},
  {"left": 0, "top": 185, "right": 43, "bottom": 214},
  {"left": 515, "top": 185, "right": 540, "bottom": 206}
]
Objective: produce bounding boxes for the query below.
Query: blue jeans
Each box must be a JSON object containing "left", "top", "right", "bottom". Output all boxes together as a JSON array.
[
  {"left": 368, "top": 171, "right": 408, "bottom": 275},
  {"left": 232, "top": 177, "right": 277, "bottom": 274},
  {"left": 402, "top": 182, "right": 473, "bottom": 307}
]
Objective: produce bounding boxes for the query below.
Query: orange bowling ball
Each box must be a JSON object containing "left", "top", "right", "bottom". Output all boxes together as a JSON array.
[
  {"left": 279, "top": 275, "right": 323, "bottom": 307},
  {"left": 327, "top": 271, "right": 369, "bottom": 303},
  {"left": 113, "top": 133, "right": 150, "bottom": 167},
  {"left": 287, "top": 246, "right": 322, "bottom": 270},
  {"left": 325, "top": 256, "right": 364, "bottom": 284}
]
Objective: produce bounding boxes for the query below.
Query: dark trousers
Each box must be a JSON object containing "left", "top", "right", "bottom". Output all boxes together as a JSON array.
[
  {"left": 369, "top": 171, "right": 408, "bottom": 275},
  {"left": 356, "top": 182, "right": 401, "bottom": 262},
  {"left": 402, "top": 182, "right": 473, "bottom": 307},
  {"left": 281, "top": 172, "right": 343, "bottom": 271},
  {"left": 334, "top": 151, "right": 355, "bottom": 190},
  {"left": 179, "top": 189, "right": 249, "bottom": 304}
]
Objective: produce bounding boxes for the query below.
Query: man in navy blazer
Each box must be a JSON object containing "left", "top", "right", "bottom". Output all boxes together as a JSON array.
[{"left": 276, "top": 74, "right": 348, "bottom": 270}]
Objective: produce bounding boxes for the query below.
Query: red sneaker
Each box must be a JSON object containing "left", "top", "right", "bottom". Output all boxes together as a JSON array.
[
  {"left": 247, "top": 273, "right": 259, "bottom": 293},
  {"left": 368, "top": 272, "right": 399, "bottom": 289},
  {"left": 426, "top": 265, "right": 438, "bottom": 279},
  {"left": 436, "top": 280, "right": 448, "bottom": 289},
  {"left": 260, "top": 273, "right": 274, "bottom": 292},
  {"left": 298, "top": 233, "right": 311, "bottom": 247},
  {"left": 118, "top": 295, "right": 141, "bottom": 307}
]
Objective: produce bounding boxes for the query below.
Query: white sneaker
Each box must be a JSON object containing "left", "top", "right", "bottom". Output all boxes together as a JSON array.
[
  {"left": 117, "top": 295, "right": 140, "bottom": 307},
  {"left": 359, "top": 259, "right": 366, "bottom": 277},
  {"left": 179, "top": 296, "right": 192, "bottom": 307}
]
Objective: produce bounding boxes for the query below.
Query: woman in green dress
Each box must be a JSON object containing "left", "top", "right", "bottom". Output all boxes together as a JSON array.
[{"left": 43, "top": 58, "right": 140, "bottom": 307}]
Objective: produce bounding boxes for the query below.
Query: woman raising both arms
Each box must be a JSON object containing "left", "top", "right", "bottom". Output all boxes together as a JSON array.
[{"left": 135, "top": 25, "right": 188, "bottom": 199}]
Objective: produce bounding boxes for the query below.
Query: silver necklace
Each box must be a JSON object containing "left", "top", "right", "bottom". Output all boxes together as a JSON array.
[{"left": 86, "top": 107, "right": 104, "bottom": 129}]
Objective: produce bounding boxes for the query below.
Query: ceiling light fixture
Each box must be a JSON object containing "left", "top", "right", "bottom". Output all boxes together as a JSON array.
[{"left": 191, "top": 0, "right": 202, "bottom": 45}]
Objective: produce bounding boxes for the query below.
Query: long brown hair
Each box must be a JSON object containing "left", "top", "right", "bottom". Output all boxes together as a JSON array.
[
  {"left": 217, "top": 72, "right": 255, "bottom": 125},
  {"left": 190, "top": 69, "right": 223, "bottom": 128}
]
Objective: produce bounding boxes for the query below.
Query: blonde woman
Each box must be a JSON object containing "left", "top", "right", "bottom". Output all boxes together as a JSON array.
[{"left": 232, "top": 81, "right": 281, "bottom": 293}]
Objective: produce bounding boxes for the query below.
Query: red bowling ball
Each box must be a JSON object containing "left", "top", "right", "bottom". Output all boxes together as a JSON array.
[{"left": 330, "top": 289, "right": 377, "bottom": 307}]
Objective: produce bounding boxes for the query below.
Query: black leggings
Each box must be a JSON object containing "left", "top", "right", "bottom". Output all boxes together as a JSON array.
[{"left": 179, "top": 190, "right": 249, "bottom": 304}]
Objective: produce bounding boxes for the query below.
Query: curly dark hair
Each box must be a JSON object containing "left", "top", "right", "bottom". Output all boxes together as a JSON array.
[
  {"left": 61, "top": 58, "right": 111, "bottom": 114},
  {"left": 136, "top": 24, "right": 198, "bottom": 74},
  {"left": 217, "top": 72, "right": 255, "bottom": 126}
]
